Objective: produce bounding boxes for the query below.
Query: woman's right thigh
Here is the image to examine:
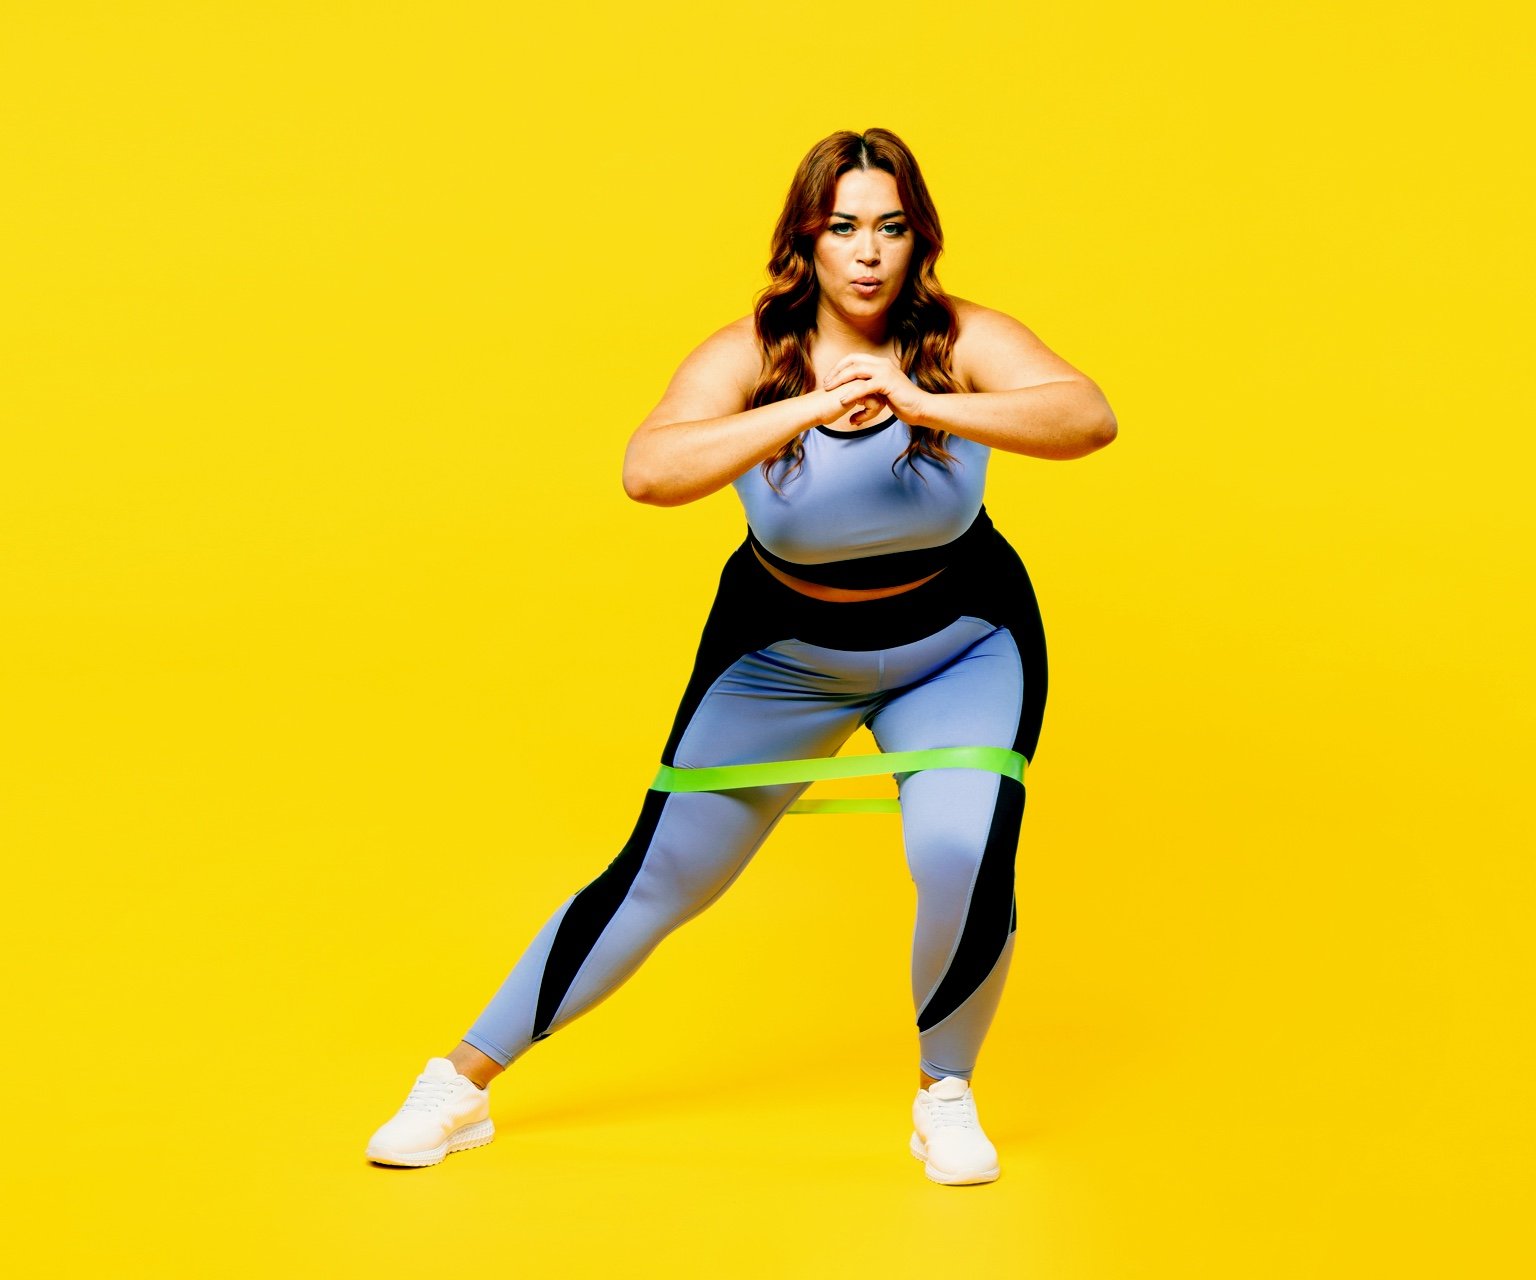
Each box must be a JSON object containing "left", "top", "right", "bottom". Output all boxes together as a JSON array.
[{"left": 531, "top": 640, "right": 870, "bottom": 1038}]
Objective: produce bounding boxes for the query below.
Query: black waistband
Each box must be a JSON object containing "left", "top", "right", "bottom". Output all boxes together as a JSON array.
[
  {"left": 724, "top": 509, "right": 1024, "bottom": 651},
  {"left": 746, "top": 506, "right": 995, "bottom": 588}
]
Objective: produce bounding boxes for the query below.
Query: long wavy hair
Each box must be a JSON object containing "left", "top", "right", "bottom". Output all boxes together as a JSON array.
[{"left": 751, "top": 128, "right": 963, "bottom": 493}]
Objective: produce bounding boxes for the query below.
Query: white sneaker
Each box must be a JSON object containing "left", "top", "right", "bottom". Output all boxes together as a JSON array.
[
  {"left": 910, "top": 1076, "right": 1000, "bottom": 1185},
  {"left": 366, "top": 1057, "right": 495, "bottom": 1167}
]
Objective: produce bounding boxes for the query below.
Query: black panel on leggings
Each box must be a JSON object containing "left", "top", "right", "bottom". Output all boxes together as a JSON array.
[
  {"left": 915, "top": 775, "right": 1026, "bottom": 1034},
  {"left": 658, "top": 557, "right": 788, "bottom": 769},
  {"left": 532, "top": 788, "right": 670, "bottom": 1041}
]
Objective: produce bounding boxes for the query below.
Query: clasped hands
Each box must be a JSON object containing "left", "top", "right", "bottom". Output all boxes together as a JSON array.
[{"left": 821, "top": 354, "right": 932, "bottom": 428}]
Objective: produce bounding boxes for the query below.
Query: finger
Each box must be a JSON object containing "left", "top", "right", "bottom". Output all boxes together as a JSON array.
[
  {"left": 824, "top": 368, "right": 870, "bottom": 390},
  {"left": 851, "top": 394, "right": 883, "bottom": 423},
  {"left": 840, "top": 391, "right": 885, "bottom": 414}
]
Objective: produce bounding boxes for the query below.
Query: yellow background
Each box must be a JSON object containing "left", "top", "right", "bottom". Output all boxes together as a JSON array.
[{"left": 4, "top": 1, "right": 1531, "bottom": 1275}]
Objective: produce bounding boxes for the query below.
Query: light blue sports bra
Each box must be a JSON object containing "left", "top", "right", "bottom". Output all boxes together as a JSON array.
[{"left": 731, "top": 412, "right": 991, "bottom": 588}]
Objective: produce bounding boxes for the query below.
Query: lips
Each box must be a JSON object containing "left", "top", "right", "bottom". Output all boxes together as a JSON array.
[{"left": 854, "top": 277, "right": 880, "bottom": 285}]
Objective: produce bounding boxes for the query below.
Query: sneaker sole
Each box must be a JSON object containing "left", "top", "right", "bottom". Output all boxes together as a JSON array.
[
  {"left": 367, "top": 1118, "right": 496, "bottom": 1168},
  {"left": 909, "top": 1131, "right": 1000, "bottom": 1185}
]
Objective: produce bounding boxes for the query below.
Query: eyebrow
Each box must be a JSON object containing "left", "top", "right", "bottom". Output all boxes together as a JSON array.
[{"left": 831, "top": 210, "right": 905, "bottom": 220}]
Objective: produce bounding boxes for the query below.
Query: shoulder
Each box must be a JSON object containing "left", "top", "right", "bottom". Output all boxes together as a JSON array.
[
  {"left": 950, "top": 294, "right": 1011, "bottom": 335},
  {"left": 947, "top": 294, "right": 1094, "bottom": 394},
  {"left": 677, "top": 314, "right": 763, "bottom": 395},
  {"left": 948, "top": 296, "right": 1031, "bottom": 384},
  {"left": 640, "top": 315, "right": 763, "bottom": 428}
]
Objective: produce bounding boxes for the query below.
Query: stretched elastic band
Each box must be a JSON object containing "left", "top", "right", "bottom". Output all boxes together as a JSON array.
[{"left": 650, "top": 745, "right": 1027, "bottom": 815}]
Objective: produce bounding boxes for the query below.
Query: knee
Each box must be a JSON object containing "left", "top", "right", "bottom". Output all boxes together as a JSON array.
[
  {"left": 629, "top": 841, "right": 737, "bottom": 916},
  {"left": 624, "top": 802, "right": 769, "bottom": 918},
  {"left": 903, "top": 775, "right": 1024, "bottom": 912},
  {"left": 907, "top": 825, "right": 990, "bottom": 893}
]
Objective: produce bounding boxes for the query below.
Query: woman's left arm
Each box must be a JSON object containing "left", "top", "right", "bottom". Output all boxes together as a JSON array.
[{"left": 827, "top": 301, "right": 1118, "bottom": 461}]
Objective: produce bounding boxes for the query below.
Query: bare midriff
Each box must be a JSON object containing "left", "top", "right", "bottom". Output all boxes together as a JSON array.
[{"left": 751, "top": 544, "right": 944, "bottom": 602}]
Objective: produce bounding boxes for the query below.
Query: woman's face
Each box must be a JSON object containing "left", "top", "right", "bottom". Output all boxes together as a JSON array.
[{"left": 811, "top": 167, "right": 914, "bottom": 328}]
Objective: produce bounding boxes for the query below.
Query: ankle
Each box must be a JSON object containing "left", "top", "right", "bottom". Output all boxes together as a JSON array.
[{"left": 448, "top": 1042, "right": 504, "bottom": 1091}]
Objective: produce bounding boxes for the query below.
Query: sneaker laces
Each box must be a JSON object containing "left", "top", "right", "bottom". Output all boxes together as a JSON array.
[
  {"left": 400, "top": 1076, "right": 458, "bottom": 1113},
  {"left": 926, "top": 1092, "right": 980, "bottom": 1131}
]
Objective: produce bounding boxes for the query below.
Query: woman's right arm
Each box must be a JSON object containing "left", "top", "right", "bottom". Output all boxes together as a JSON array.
[{"left": 622, "top": 317, "right": 842, "bottom": 507}]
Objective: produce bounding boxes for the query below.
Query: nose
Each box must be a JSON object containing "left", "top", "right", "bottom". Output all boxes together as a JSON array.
[{"left": 857, "top": 230, "right": 880, "bottom": 265}]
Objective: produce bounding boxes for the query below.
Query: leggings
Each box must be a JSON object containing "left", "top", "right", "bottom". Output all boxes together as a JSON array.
[{"left": 462, "top": 517, "right": 1047, "bottom": 1081}]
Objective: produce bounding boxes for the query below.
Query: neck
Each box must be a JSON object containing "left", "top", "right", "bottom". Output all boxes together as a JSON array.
[{"left": 813, "top": 297, "right": 891, "bottom": 350}]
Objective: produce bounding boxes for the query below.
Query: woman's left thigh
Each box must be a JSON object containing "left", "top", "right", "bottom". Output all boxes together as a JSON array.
[
  {"left": 867, "top": 623, "right": 1029, "bottom": 764},
  {"left": 867, "top": 624, "right": 1031, "bottom": 1032}
]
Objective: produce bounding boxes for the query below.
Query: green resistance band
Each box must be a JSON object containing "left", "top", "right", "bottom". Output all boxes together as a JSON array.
[{"left": 651, "top": 745, "right": 1028, "bottom": 815}]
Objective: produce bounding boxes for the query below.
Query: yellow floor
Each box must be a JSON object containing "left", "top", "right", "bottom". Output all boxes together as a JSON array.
[{"left": 13, "top": 789, "right": 1531, "bottom": 1277}]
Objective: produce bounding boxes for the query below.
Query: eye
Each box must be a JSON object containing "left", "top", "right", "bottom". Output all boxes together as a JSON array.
[{"left": 829, "top": 221, "right": 907, "bottom": 237}]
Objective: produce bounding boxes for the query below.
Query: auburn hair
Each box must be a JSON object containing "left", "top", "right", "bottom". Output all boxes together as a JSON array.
[{"left": 750, "top": 127, "right": 964, "bottom": 493}]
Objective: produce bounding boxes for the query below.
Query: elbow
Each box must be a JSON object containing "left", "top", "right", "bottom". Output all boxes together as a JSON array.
[
  {"left": 622, "top": 466, "right": 654, "bottom": 504},
  {"left": 1079, "top": 393, "right": 1118, "bottom": 452},
  {"left": 623, "top": 466, "right": 687, "bottom": 507},
  {"left": 621, "top": 438, "right": 663, "bottom": 504},
  {"left": 1062, "top": 384, "right": 1117, "bottom": 457},
  {"left": 1059, "top": 416, "right": 1116, "bottom": 460}
]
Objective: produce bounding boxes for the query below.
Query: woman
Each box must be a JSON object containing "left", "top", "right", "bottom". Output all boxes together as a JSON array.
[{"left": 366, "top": 127, "right": 1117, "bottom": 1185}]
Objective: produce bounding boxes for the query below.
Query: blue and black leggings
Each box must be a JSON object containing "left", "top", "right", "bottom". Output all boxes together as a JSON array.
[{"left": 462, "top": 516, "right": 1048, "bottom": 1081}]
